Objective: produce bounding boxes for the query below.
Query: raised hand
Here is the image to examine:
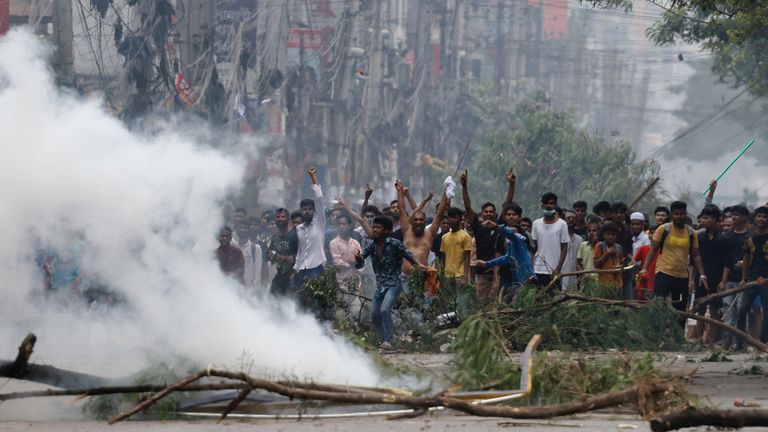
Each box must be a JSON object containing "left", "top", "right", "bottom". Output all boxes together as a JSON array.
[
  {"left": 308, "top": 166, "right": 319, "bottom": 184},
  {"left": 506, "top": 168, "right": 516, "bottom": 184}
]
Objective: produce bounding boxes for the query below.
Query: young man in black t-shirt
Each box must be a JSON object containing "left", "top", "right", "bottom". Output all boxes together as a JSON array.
[
  {"left": 693, "top": 205, "right": 731, "bottom": 343},
  {"left": 572, "top": 201, "right": 588, "bottom": 238},
  {"left": 722, "top": 205, "right": 751, "bottom": 328},
  {"left": 735, "top": 207, "right": 768, "bottom": 347},
  {"left": 460, "top": 170, "right": 517, "bottom": 299}
]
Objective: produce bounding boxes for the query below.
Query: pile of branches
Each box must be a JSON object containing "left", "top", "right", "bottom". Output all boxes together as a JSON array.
[
  {"left": 103, "top": 367, "right": 689, "bottom": 424},
  {"left": 2, "top": 333, "right": 768, "bottom": 430},
  {"left": 498, "top": 284, "right": 684, "bottom": 351}
]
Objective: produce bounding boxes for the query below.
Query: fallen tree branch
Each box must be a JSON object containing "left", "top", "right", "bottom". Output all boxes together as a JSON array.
[
  {"left": 109, "top": 370, "right": 209, "bottom": 423},
  {"left": 561, "top": 293, "right": 645, "bottom": 308},
  {"left": 109, "top": 368, "right": 681, "bottom": 424},
  {"left": 218, "top": 387, "right": 252, "bottom": 423},
  {"left": 12, "top": 333, "right": 36, "bottom": 377},
  {"left": 650, "top": 407, "right": 768, "bottom": 431},
  {"left": 0, "top": 333, "right": 113, "bottom": 389},
  {"left": 0, "top": 382, "right": 250, "bottom": 401},
  {"left": 0, "top": 333, "right": 37, "bottom": 378},
  {"left": 548, "top": 293, "right": 768, "bottom": 352},
  {"left": 677, "top": 310, "right": 768, "bottom": 352},
  {"left": 693, "top": 281, "right": 760, "bottom": 313},
  {"left": 542, "top": 266, "right": 635, "bottom": 294}
]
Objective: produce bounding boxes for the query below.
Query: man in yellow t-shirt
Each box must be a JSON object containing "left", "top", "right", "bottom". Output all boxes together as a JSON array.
[
  {"left": 440, "top": 207, "right": 473, "bottom": 285},
  {"left": 639, "top": 201, "right": 709, "bottom": 319}
]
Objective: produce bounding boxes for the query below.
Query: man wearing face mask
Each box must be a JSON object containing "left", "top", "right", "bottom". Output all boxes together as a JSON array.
[
  {"left": 531, "top": 192, "right": 569, "bottom": 289},
  {"left": 267, "top": 208, "right": 298, "bottom": 296}
]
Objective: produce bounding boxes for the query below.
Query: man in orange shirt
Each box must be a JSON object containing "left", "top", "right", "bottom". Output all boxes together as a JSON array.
[{"left": 593, "top": 222, "right": 624, "bottom": 292}]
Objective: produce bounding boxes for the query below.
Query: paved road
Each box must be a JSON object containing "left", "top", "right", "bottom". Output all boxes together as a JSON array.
[{"left": 0, "top": 352, "right": 767, "bottom": 431}]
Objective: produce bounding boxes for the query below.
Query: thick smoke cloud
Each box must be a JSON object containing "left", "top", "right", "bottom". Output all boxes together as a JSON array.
[{"left": 0, "top": 29, "right": 378, "bottom": 385}]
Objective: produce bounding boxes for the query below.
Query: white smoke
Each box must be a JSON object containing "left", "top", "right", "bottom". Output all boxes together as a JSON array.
[{"left": 0, "top": 29, "right": 378, "bottom": 385}]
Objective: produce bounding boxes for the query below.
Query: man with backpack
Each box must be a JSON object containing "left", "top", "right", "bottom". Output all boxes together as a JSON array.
[{"left": 639, "top": 201, "right": 709, "bottom": 321}]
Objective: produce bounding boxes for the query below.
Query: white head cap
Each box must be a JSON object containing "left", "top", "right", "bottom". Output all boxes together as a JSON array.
[{"left": 630, "top": 212, "right": 645, "bottom": 221}]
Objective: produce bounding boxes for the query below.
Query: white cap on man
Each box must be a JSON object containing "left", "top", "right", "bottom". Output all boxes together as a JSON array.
[{"left": 630, "top": 212, "right": 645, "bottom": 221}]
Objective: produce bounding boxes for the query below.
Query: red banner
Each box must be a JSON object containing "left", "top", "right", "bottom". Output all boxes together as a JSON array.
[
  {"left": 287, "top": 28, "right": 324, "bottom": 49},
  {"left": 175, "top": 73, "right": 199, "bottom": 106},
  {"left": 0, "top": 0, "right": 9, "bottom": 35},
  {"left": 543, "top": 0, "right": 568, "bottom": 40}
]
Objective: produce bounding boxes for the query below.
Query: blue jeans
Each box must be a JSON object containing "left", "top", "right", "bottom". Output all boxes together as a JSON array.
[
  {"left": 721, "top": 282, "right": 740, "bottom": 327},
  {"left": 736, "top": 285, "right": 768, "bottom": 343},
  {"left": 294, "top": 265, "right": 324, "bottom": 295},
  {"left": 372, "top": 283, "right": 403, "bottom": 344}
]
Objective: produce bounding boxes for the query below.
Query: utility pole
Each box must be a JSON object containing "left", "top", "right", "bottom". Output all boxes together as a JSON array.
[
  {"left": 328, "top": 0, "right": 356, "bottom": 189},
  {"left": 495, "top": 0, "right": 504, "bottom": 90},
  {"left": 448, "top": 0, "right": 462, "bottom": 82},
  {"left": 177, "top": 0, "right": 215, "bottom": 81},
  {"left": 52, "top": 0, "right": 74, "bottom": 86}
]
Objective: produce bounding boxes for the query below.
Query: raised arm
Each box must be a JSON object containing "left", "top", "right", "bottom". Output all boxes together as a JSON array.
[
  {"left": 361, "top": 183, "right": 373, "bottom": 213},
  {"left": 415, "top": 191, "right": 435, "bottom": 214},
  {"left": 403, "top": 187, "right": 419, "bottom": 212},
  {"left": 459, "top": 169, "right": 476, "bottom": 224},
  {"left": 338, "top": 197, "right": 373, "bottom": 238},
  {"left": 395, "top": 179, "right": 411, "bottom": 233},
  {"left": 308, "top": 166, "right": 325, "bottom": 227},
  {"left": 704, "top": 179, "right": 717, "bottom": 206},
  {"left": 427, "top": 191, "right": 449, "bottom": 236},
  {"left": 502, "top": 168, "right": 516, "bottom": 208}
]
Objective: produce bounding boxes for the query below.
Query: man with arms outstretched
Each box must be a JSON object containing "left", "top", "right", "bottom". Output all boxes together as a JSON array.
[{"left": 394, "top": 180, "right": 447, "bottom": 274}]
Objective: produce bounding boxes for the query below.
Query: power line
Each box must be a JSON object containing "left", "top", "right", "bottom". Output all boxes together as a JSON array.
[{"left": 636, "top": 88, "right": 751, "bottom": 160}]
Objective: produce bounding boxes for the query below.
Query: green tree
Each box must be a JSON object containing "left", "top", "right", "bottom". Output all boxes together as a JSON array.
[{"left": 468, "top": 89, "right": 660, "bottom": 216}]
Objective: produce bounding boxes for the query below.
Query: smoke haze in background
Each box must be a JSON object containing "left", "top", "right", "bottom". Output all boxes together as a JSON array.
[{"left": 0, "top": 29, "right": 378, "bottom": 385}]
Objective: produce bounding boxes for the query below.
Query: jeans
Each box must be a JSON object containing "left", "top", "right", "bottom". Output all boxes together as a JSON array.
[
  {"left": 736, "top": 285, "right": 768, "bottom": 342},
  {"left": 721, "top": 282, "right": 740, "bottom": 327},
  {"left": 294, "top": 265, "right": 324, "bottom": 294},
  {"left": 500, "top": 278, "right": 521, "bottom": 304},
  {"left": 372, "top": 283, "right": 403, "bottom": 344}
]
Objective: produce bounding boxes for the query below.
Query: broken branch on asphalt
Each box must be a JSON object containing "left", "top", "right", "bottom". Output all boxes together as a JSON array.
[
  {"left": 650, "top": 407, "right": 768, "bottom": 431},
  {"left": 108, "top": 368, "right": 684, "bottom": 424}
]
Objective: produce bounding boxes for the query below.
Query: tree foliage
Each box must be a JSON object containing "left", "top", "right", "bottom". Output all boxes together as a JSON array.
[{"left": 467, "top": 87, "right": 659, "bottom": 216}]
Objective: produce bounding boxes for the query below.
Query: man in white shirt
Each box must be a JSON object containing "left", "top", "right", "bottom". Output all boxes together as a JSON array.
[
  {"left": 234, "top": 221, "right": 263, "bottom": 292},
  {"left": 531, "top": 192, "right": 569, "bottom": 289},
  {"left": 630, "top": 212, "right": 651, "bottom": 255},
  {"left": 294, "top": 166, "right": 326, "bottom": 293}
]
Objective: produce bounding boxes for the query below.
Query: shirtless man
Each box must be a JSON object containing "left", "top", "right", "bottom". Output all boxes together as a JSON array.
[{"left": 394, "top": 180, "right": 448, "bottom": 274}]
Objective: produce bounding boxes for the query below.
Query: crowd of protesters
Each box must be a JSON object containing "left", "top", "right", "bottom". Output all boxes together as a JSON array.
[{"left": 41, "top": 165, "right": 768, "bottom": 353}]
